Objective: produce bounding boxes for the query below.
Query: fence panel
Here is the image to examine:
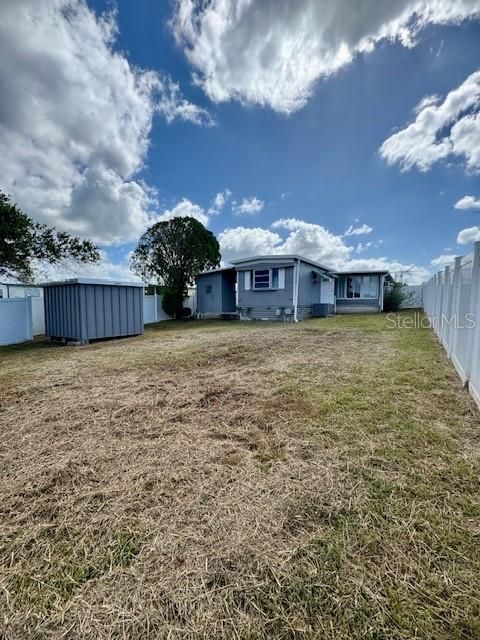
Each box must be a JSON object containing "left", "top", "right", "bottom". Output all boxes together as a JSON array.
[
  {"left": 143, "top": 292, "right": 197, "bottom": 324},
  {"left": 0, "top": 298, "right": 33, "bottom": 346},
  {"left": 31, "top": 297, "right": 45, "bottom": 335},
  {"left": 400, "top": 285, "right": 423, "bottom": 308},
  {"left": 423, "top": 242, "right": 480, "bottom": 409}
]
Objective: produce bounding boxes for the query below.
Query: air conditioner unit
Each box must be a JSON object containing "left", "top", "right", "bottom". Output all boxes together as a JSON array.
[{"left": 312, "top": 303, "right": 334, "bottom": 317}]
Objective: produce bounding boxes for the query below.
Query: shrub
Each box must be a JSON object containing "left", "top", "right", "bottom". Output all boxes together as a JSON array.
[{"left": 383, "top": 281, "right": 406, "bottom": 312}]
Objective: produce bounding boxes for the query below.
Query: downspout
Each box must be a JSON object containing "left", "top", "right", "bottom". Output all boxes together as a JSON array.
[
  {"left": 293, "top": 258, "right": 300, "bottom": 322},
  {"left": 379, "top": 274, "right": 385, "bottom": 312}
]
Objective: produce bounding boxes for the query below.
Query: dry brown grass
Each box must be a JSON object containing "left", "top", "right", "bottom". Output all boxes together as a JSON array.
[{"left": 1, "top": 313, "right": 480, "bottom": 639}]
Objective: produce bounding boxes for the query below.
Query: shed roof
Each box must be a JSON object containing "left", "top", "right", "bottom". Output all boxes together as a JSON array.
[{"left": 39, "top": 277, "right": 145, "bottom": 288}]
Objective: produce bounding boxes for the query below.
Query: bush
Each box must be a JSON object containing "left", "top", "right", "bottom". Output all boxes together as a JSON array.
[
  {"left": 383, "top": 281, "right": 406, "bottom": 312},
  {"left": 162, "top": 287, "right": 185, "bottom": 319}
]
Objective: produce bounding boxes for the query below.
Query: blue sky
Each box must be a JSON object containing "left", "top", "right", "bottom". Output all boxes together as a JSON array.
[{"left": 2, "top": 1, "right": 480, "bottom": 283}]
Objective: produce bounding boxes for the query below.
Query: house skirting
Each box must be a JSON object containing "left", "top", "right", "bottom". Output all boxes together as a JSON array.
[
  {"left": 239, "top": 305, "right": 313, "bottom": 321},
  {"left": 336, "top": 305, "right": 380, "bottom": 314}
]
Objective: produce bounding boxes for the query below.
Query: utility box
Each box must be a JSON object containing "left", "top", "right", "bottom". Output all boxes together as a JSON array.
[
  {"left": 312, "top": 303, "right": 334, "bottom": 317},
  {"left": 42, "top": 278, "right": 144, "bottom": 344}
]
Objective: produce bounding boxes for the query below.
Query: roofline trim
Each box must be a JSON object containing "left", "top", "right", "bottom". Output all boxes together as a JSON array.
[{"left": 229, "top": 254, "right": 334, "bottom": 272}]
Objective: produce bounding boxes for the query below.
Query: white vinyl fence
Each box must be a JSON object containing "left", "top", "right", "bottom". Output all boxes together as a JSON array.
[
  {"left": 143, "top": 293, "right": 173, "bottom": 324},
  {"left": 0, "top": 298, "right": 33, "bottom": 346},
  {"left": 143, "top": 292, "right": 197, "bottom": 324},
  {"left": 423, "top": 241, "right": 480, "bottom": 408},
  {"left": 400, "top": 285, "right": 423, "bottom": 308}
]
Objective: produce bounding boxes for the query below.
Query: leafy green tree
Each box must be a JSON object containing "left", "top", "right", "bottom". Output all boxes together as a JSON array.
[
  {"left": 131, "top": 216, "right": 220, "bottom": 318},
  {"left": 0, "top": 190, "right": 100, "bottom": 281}
]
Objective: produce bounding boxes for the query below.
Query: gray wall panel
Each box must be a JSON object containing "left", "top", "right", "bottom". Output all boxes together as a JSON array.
[{"left": 196, "top": 272, "right": 224, "bottom": 314}]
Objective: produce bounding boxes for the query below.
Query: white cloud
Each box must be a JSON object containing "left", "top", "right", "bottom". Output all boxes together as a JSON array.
[
  {"left": 233, "top": 196, "right": 264, "bottom": 215},
  {"left": 34, "top": 250, "right": 139, "bottom": 283},
  {"left": 457, "top": 226, "right": 480, "bottom": 244},
  {"left": 0, "top": 0, "right": 210, "bottom": 246},
  {"left": 455, "top": 195, "right": 480, "bottom": 210},
  {"left": 219, "top": 217, "right": 428, "bottom": 283},
  {"left": 208, "top": 188, "right": 232, "bottom": 215},
  {"left": 380, "top": 69, "right": 480, "bottom": 172},
  {"left": 218, "top": 227, "right": 282, "bottom": 258},
  {"left": 156, "top": 76, "right": 214, "bottom": 126},
  {"left": 171, "top": 0, "right": 480, "bottom": 114},
  {"left": 344, "top": 223, "right": 373, "bottom": 236},
  {"left": 271, "top": 218, "right": 352, "bottom": 266},
  {"left": 430, "top": 254, "right": 457, "bottom": 267},
  {"left": 157, "top": 198, "right": 209, "bottom": 226},
  {"left": 356, "top": 240, "right": 383, "bottom": 253}
]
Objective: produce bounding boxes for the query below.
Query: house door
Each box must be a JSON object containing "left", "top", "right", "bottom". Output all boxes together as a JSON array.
[
  {"left": 320, "top": 279, "right": 334, "bottom": 304},
  {"left": 204, "top": 284, "right": 216, "bottom": 313}
]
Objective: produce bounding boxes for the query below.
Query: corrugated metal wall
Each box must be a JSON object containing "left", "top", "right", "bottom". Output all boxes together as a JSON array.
[{"left": 44, "top": 284, "right": 143, "bottom": 342}]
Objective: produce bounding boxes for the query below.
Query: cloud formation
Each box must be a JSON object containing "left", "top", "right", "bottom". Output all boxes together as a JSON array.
[
  {"left": 455, "top": 195, "right": 480, "bottom": 210},
  {"left": 380, "top": 70, "right": 480, "bottom": 172},
  {"left": 233, "top": 196, "right": 265, "bottom": 215},
  {"left": 157, "top": 198, "right": 209, "bottom": 226},
  {"left": 208, "top": 189, "right": 232, "bottom": 215},
  {"left": 457, "top": 226, "right": 480, "bottom": 244},
  {"left": 430, "top": 254, "right": 457, "bottom": 267},
  {"left": 172, "top": 0, "right": 480, "bottom": 114},
  {"left": 0, "top": 0, "right": 210, "bottom": 245},
  {"left": 219, "top": 218, "right": 428, "bottom": 283},
  {"left": 345, "top": 223, "right": 373, "bottom": 236}
]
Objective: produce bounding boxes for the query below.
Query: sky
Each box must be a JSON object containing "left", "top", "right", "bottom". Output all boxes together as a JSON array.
[{"left": 1, "top": 0, "right": 480, "bottom": 284}]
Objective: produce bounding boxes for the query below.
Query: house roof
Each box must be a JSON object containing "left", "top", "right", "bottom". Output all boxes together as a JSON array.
[
  {"left": 197, "top": 267, "right": 236, "bottom": 276},
  {"left": 39, "top": 277, "right": 145, "bottom": 288},
  {"left": 334, "top": 270, "right": 389, "bottom": 275},
  {"left": 230, "top": 254, "right": 334, "bottom": 272}
]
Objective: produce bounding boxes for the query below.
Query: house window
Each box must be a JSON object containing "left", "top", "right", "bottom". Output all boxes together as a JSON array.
[
  {"left": 253, "top": 269, "right": 271, "bottom": 289},
  {"left": 337, "top": 275, "right": 378, "bottom": 299},
  {"left": 247, "top": 268, "right": 285, "bottom": 290}
]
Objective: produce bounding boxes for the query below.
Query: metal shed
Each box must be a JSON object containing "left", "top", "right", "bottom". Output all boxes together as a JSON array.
[{"left": 42, "top": 278, "right": 144, "bottom": 344}]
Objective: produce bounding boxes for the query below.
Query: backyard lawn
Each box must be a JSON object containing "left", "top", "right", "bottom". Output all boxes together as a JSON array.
[{"left": 1, "top": 311, "right": 480, "bottom": 639}]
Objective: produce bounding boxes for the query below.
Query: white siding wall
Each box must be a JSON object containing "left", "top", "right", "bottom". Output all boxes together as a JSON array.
[{"left": 423, "top": 241, "right": 480, "bottom": 409}]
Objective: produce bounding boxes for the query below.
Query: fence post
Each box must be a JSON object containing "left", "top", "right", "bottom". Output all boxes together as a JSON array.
[
  {"left": 153, "top": 289, "right": 158, "bottom": 322},
  {"left": 442, "top": 265, "right": 451, "bottom": 348},
  {"left": 464, "top": 241, "right": 480, "bottom": 381},
  {"left": 448, "top": 257, "right": 462, "bottom": 359}
]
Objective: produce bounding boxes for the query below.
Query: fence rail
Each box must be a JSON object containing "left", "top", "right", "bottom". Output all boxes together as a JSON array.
[{"left": 423, "top": 240, "right": 480, "bottom": 408}]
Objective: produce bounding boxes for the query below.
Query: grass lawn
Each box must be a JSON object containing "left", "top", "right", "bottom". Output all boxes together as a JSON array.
[{"left": 1, "top": 311, "right": 480, "bottom": 639}]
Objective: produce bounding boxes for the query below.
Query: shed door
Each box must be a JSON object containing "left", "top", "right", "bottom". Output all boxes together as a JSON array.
[{"left": 320, "top": 279, "right": 335, "bottom": 304}]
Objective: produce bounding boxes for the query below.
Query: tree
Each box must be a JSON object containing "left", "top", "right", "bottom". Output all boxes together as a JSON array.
[
  {"left": 0, "top": 190, "right": 100, "bottom": 281},
  {"left": 131, "top": 216, "right": 221, "bottom": 318}
]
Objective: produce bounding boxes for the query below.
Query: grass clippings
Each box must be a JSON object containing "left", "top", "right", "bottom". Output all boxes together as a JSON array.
[{"left": 0, "top": 312, "right": 479, "bottom": 639}]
